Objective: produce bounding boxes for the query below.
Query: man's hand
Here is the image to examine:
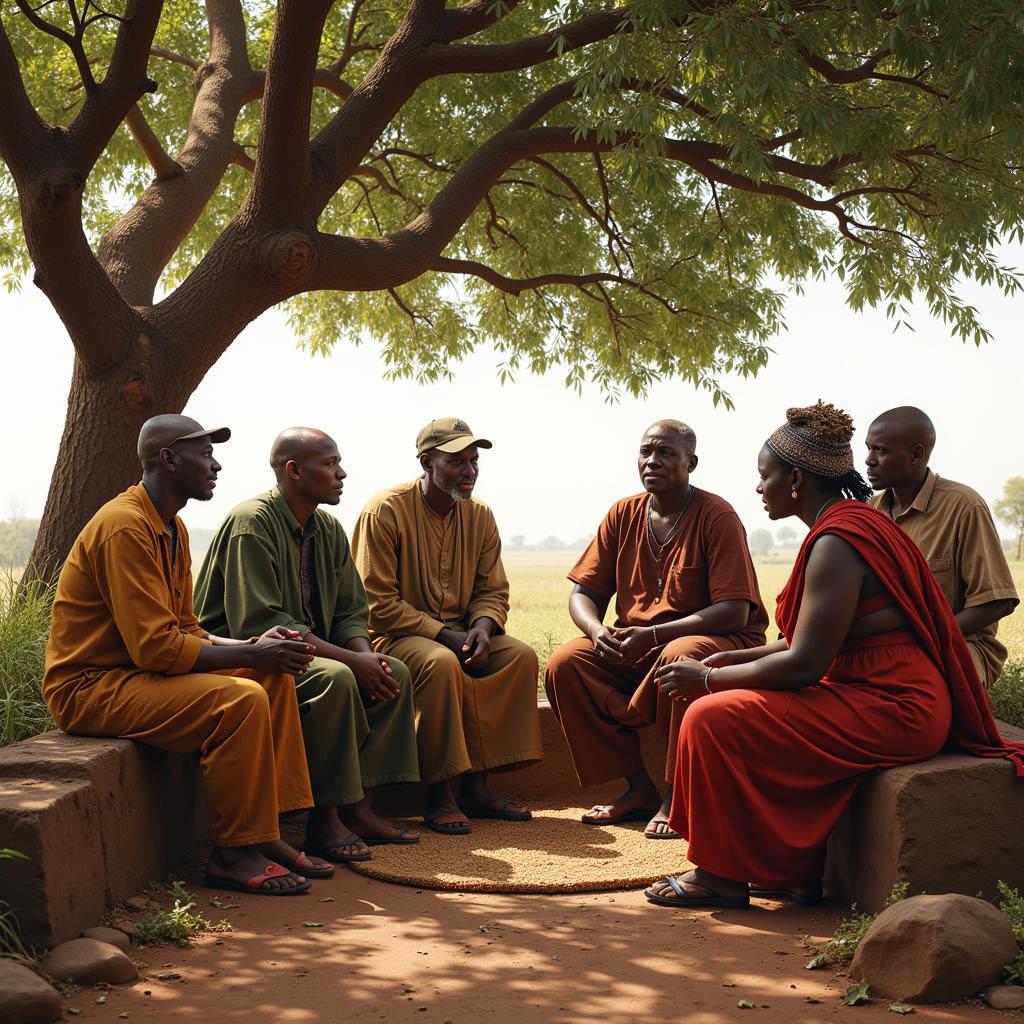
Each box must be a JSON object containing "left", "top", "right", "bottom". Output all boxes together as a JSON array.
[
  {"left": 607, "top": 625, "right": 655, "bottom": 666},
  {"left": 461, "top": 626, "right": 491, "bottom": 668},
  {"left": 588, "top": 623, "right": 624, "bottom": 662},
  {"left": 348, "top": 652, "right": 401, "bottom": 702},
  {"left": 654, "top": 655, "right": 708, "bottom": 699},
  {"left": 437, "top": 627, "right": 470, "bottom": 660},
  {"left": 248, "top": 628, "right": 315, "bottom": 676}
]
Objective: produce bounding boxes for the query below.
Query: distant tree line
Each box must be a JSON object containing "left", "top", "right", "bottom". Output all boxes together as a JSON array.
[{"left": 0, "top": 519, "right": 39, "bottom": 567}]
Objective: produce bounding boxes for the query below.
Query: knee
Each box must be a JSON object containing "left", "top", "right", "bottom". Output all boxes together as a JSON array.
[
  {"left": 386, "top": 658, "right": 412, "bottom": 690},
  {"left": 659, "top": 635, "right": 715, "bottom": 663},
  {"left": 544, "top": 639, "right": 589, "bottom": 686},
  {"left": 220, "top": 678, "right": 269, "bottom": 721},
  {"left": 318, "top": 663, "right": 360, "bottom": 702}
]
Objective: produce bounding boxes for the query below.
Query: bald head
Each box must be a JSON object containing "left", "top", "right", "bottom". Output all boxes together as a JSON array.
[
  {"left": 643, "top": 419, "right": 697, "bottom": 455},
  {"left": 270, "top": 427, "right": 334, "bottom": 477},
  {"left": 868, "top": 407, "right": 936, "bottom": 451},
  {"left": 864, "top": 407, "right": 935, "bottom": 494}
]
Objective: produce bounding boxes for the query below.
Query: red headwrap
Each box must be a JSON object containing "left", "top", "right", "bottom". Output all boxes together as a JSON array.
[{"left": 776, "top": 500, "right": 1024, "bottom": 775}]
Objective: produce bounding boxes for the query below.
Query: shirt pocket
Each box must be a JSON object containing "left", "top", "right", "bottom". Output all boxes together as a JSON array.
[
  {"left": 926, "top": 557, "right": 955, "bottom": 607},
  {"left": 663, "top": 564, "right": 709, "bottom": 613}
]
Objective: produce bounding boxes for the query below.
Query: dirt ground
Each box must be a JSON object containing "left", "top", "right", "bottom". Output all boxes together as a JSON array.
[{"left": 55, "top": 865, "right": 1013, "bottom": 1024}]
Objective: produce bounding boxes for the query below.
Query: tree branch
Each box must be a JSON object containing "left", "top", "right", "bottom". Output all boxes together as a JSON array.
[
  {"left": 246, "top": 0, "right": 334, "bottom": 223},
  {"left": 0, "top": 13, "right": 51, "bottom": 178},
  {"left": 444, "top": 0, "right": 522, "bottom": 41},
  {"left": 124, "top": 105, "right": 183, "bottom": 179}
]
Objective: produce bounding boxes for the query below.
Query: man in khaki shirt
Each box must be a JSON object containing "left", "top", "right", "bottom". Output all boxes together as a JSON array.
[
  {"left": 352, "top": 418, "right": 543, "bottom": 835},
  {"left": 865, "top": 406, "right": 1018, "bottom": 687}
]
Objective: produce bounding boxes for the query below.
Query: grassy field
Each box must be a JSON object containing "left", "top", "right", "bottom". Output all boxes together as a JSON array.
[{"left": 504, "top": 550, "right": 1024, "bottom": 683}]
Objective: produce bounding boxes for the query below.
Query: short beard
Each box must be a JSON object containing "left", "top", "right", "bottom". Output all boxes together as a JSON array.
[{"left": 432, "top": 470, "right": 473, "bottom": 502}]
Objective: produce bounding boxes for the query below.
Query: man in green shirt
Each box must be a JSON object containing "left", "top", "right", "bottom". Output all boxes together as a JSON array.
[{"left": 196, "top": 427, "right": 420, "bottom": 861}]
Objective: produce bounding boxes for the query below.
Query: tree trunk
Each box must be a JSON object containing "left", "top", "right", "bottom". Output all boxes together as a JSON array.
[{"left": 28, "top": 342, "right": 192, "bottom": 580}]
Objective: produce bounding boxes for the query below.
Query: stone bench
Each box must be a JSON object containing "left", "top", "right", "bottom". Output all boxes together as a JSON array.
[{"left": 1, "top": 712, "right": 1022, "bottom": 948}]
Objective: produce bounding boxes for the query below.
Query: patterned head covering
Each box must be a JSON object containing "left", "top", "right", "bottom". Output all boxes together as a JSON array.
[{"left": 766, "top": 401, "right": 856, "bottom": 479}]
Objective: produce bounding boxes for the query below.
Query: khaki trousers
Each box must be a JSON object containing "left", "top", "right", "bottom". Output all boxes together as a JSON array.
[
  {"left": 296, "top": 656, "right": 420, "bottom": 806},
  {"left": 49, "top": 666, "right": 312, "bottom": 847},
  {"left": 375, "top": 634, "right": 543, "bottom": 783},
  {"left": 545, "top": 634, "right": 747, "bottom": 786}
]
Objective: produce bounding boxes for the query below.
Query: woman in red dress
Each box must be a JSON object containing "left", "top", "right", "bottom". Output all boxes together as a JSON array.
[{"left": 644, "top": 402, "right": 1024, "bottom": 909}]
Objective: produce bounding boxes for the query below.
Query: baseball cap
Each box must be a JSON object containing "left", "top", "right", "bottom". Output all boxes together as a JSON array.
[
  {"left": 137, "top": 414, "right": 231, "bottom": 462},
  {"left": 415, "top": 417, "right": 492, "bottom": 457}
]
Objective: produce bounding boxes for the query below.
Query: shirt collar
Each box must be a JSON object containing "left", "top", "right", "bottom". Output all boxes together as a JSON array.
[
  {"left": 270, "top": 485, "right": 315, "bottom": 539},
  {"left": 885, "top": 468, "right": 937, "bottom": 519},
  {"left": 135, "top": 482, "right": 173, "bottom": 538}
]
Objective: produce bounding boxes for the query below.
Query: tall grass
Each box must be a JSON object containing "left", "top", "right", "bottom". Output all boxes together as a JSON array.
[
  {"left": 0, "top": 570, "right": 54, "bottom": 747},
  {"left": 991, "top": 659, "right": 1024, "bottom": 730}
]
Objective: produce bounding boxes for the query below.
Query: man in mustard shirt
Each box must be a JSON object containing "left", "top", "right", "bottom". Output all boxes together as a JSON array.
[
  {"left": 44, "top": 415, "right": 325, "bottom": 895},
  {"left": 866, "top": 406, "right": 1019, "bottom": 687},
  {"left": 352, "top": 418, "right": 543, "bottom": 835}
]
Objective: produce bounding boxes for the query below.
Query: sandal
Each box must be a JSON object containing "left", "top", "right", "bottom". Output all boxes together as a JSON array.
[
  {"left": 459, "top": 798, "right": 531, "bottom": 822},
  {"left": 643, "top": 813, "right": 681, "bottom": 840},
  {"left": 364, "top": 825, "right": 420, "bottom": 847},
  {"left": 424, "top": 805, "right": 471, "bottom": 835},
  {"left": 581, "top": 805, "right": 657, "bottom": 826},
  {"left": 306, "top": 833, "right": 372, "bottom": 863},
  {"left": 205, "top": 861, "right": 312, "bottom": 896},
  {"left": 644, "top": 873, "right": 749, "bottom": 910},
  {"left": 290, "top": 851, "right": 335, "bottom": 879}
]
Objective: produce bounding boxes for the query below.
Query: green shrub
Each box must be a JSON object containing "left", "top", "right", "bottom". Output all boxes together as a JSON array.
[
  {"left": 0, "top": 570, "right": 54, "bottom": 748},
  {"left": 806, "top": 882, "right": 909, "bottom": 969},
  {"left": 997, "top": 880, "right": 1024, "bottom": 984},
  {"left": 132, "top": 880, "right": 229, "bottom": 947},
  {"left": 991, "top": 659, "right": 1024, "bottom": 730}
]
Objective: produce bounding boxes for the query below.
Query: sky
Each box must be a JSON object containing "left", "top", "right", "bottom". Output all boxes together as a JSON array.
[{"left": 1, "top": 255, "right": 1023, "bottom": 544}]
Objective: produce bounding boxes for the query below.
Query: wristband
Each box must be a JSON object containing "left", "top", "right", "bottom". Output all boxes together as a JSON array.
[
  {"left": 651, "top": 623, "right": 659, "bottom": 646},
  {"left": 702, "top": 666, "right": 715, "bottom": 694}
]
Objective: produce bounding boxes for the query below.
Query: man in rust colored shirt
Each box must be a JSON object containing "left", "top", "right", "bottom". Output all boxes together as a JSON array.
[
  {"left": 44, "top": 415, "right": 327, "bottom": 895},
  {"left": 866, "top": 406, "right": 1018, "bottom": 688},
  {"left": 545, "top": 419, "right": 768, "bottom": 838}
]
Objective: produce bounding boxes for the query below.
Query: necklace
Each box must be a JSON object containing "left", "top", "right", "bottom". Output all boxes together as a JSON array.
[
  {"left": 646, "top": 486, "right": 694, "bottom": 593},
  {"left": 813, "top": 496, "right": 840, "bottom": 523}
]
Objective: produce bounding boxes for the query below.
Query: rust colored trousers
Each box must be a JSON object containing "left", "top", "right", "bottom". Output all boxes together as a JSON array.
[
  {"left": 545, "top": 633, "right": 748, "bottom": 786},
  {"left": 48, "top": 667, "right": 313, "bottom": 847}
]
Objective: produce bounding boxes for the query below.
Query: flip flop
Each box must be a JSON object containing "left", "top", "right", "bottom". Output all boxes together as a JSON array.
[
  {"left": 459, "top": 798, "right": 532, "bottom": 822},
  {"left": 750, "top": 882, "right": 823, "bottom": 906},
  {"left": 290, "top": 851, "right": 336, "bottom": 879},
  {"left": 424, "top": 805, "right": 471, "bottom": 835},
  {"left": 581, "top": 805, "right": 658, "bottom": 826},
  {"left": 644, "top": 875, "right": 750, "bottom": 910},
  {"left": 204, "top": 861, "right": 312, "bottom": 896},
  {"left": 306, "top": 834, "right": 372, "bottom": 863},
  {"left": 643, "top": 814, "right": 681, "bottom": 840},
  {"left": 363, "top": 825, "right": 421, "bottom": 847}
]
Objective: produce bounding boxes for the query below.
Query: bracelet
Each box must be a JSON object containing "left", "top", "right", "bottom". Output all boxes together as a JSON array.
[
  {"left": 702, "top": 666, "right": 715, "bottom": 694},
  {"left": 651, "top": 623, "right": 659, "bottom": 646}
]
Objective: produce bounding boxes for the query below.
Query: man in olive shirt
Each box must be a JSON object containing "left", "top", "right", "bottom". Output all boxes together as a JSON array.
[
  {"left": 865, "top": 406, "right": 1018, "bottom": 687},
  {"left": 196, "top": 427, "right": 420, "bottom": 861},
  {"left": 352, "top": 418, "right": 543, "bottom": 836}
]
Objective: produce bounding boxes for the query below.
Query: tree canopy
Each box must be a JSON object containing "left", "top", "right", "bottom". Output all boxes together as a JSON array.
[{"left": 2, "top": 0, "right": 1024, "bottom": 570}]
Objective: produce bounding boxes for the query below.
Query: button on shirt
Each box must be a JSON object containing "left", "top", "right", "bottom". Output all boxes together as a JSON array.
[{"left": 871, "top": 470, "right": 1019, "bottom": 685}]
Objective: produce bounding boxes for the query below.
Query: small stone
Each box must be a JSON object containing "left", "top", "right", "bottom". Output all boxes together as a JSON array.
[
  {"left": 123, "top": 896, "right": 149, "bottom": 912},
  {"left": 851, "top": 894, "right": 1017, "bottom": 1003},
  {"left": 82, "top": 926, "right": 132, "bottom": 951},
  {"left": 111, "top": 919, "right": 136, "bottom": 938},
  {"left": 984, "top": 986, "right": 1024, "bottom": 1010},
  {"left": 43, "top": 938, "right": 138, "bottom": 985},
  {"left": 0, "top": 959, "right": 62, "bottom": 1024}
]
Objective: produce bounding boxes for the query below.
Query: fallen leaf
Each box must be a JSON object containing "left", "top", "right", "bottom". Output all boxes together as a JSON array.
[
  {"left": 210, "top": 896, "right": 239, "bottom": 909},
  {"left": 737, "top": 999, "right": 756, "bottom": 1009},
  {"left": 67, "top": 1010, "right": 81, "bottom": 1017},
  {"left": 479, "top": 922, "right": 496, "bottom": 932},
  {"left": 319, "top": 897, "right": 335, "bottom": 903},
  {"left": 889, "top": 1004, "right": 915, "bottom": 1015},
  {"left": 805, "top": 953, "right": 827, "bottom": 970},
  {"left": 842, "top": 981, "right": 872, "bottom": 1006},
  {"left": 96, "top": 995, "right": 107, "bottom": 1003},
  {"left": 302, "top": 921, "right": 324, "bottom": 929},
  {"left": 722, "top": 982, "right": 736, "bottom": 988}
]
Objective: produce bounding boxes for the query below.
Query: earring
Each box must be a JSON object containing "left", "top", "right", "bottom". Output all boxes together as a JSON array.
[{"left": 791, "top": 490, "right": 798, "bottom": 499}]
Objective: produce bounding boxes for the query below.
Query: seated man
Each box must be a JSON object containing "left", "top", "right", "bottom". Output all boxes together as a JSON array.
[
  {"left": 195, "top": 428, "right": 421, "bottom": 861},
  {"left": 545, "top": 419, "right": 768, "bottom": 838},
  {"left": 866, "top": 406, "right": 1019, "bottom": 688},
  {"left": 44, "top": 415, "right": 322, "bottom": 895},
  {"left": 352, "top": 417, "right": 543, "bottom": 835}
]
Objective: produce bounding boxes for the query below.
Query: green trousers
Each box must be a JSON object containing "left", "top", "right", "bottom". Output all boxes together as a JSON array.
[{"left": 295, "top": 655, "right": 419, "bottom": 806}]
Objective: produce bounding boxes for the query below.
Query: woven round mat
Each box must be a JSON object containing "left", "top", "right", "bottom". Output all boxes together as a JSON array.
[{"left": 347, "top": 806, "right": 693, "bottom": 894}]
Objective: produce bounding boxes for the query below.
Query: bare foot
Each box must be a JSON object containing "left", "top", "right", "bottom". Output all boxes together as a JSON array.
[
  {"left": 581, "top": 775, "right": 661, "bottom": 824},
  {"left": 205, "top": 844, "right": 308, "bottom": 892},
  {"left": 459, "top": 775, "right": 530, "bottom": 819},
  {"left": 644, "top": 789, "right": 680, "bottom": 838},
  {"left": 305, "top": 806, "right": 370, "bottom": 860},
  {"left": 255, "top": 838, "right": 331, "bottom": 875},
  {"left": 645, "top": 868, "right": 749, "bottom": 906}
]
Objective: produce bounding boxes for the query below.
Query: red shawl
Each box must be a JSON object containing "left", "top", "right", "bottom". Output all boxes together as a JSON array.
[{"left": 776, "top": 500, "right": 1024, "bottom": 776}]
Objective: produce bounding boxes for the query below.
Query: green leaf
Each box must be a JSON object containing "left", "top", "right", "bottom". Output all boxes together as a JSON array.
[
  {"left": 842, "top": 982, "right": 872, "bottom": 1006},
  {"left": 888, "top": 1003, "right": 915, "bottom": 1014}
]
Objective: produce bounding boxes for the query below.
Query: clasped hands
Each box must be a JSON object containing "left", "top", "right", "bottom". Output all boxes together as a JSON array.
[
  {"left": 589, "top": 624, "right": 656, "bottom": 666},
  {"left": 438, "top": 625, "right": 491, "bottom": 669}
]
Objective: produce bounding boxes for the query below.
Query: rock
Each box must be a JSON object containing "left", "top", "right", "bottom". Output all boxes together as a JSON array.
[
  {"left": 81, "top": 926, "right": 132, "bottom": 951},
  {"left": 851, "top": 894, "right": 1017, "bottom": 1003},
  {"left": 111, "top": 919, "right": 136, "bottom": 938},
  {"left": 985, "top": 985, "right": 1024, "bottom": 1010},
  {"left": 0, "top": 958, "right": 62, "bottom": 1024},
  {"left": 42, "top": 938, "right": 137, "bottom": 985},
  {"left": 123, "top": 896, "right": 149, "bottom": 912}
]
